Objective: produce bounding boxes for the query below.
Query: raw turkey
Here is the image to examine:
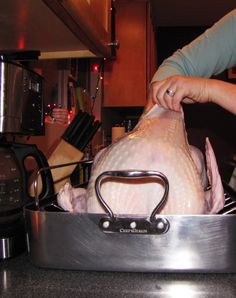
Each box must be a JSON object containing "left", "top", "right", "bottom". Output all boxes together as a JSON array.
[{"left": 58, "top": 105, "right": 225, "bottom": 215}]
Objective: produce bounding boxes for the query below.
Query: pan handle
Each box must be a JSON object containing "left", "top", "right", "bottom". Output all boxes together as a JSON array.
[
  {"left": 33, "top": 160, "right": 93, "bottom": 208},
  {"left": 95, "top": 170, "right": 169, "bottom": 223}
]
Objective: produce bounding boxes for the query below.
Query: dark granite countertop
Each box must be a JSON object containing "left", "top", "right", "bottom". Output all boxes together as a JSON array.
[{"left": 1, "top": 253, "right": 236, "bottom": 297}]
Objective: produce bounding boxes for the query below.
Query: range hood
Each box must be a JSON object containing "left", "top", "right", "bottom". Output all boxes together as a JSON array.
[{"left": 0, "top": 0, "right": 112, "bottom": 59}]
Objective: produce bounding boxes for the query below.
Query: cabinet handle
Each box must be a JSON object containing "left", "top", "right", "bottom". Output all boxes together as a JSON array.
[{"left": 107, "top": 40, "right": 120, "bottom": 49}]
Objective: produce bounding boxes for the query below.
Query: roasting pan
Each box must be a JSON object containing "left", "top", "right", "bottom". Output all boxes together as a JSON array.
[{"left": 24, "top": 161, "right": 236, "bottom": 273}]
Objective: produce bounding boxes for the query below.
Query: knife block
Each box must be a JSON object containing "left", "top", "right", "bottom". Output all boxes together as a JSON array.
[
  {"left": 29, "top": 139, "right": 84, "bottom": 197},
  {"left": 29, "top": 111, "right": 100, "bottom": 198},
  {"left": 48, "top": 139, "right": 84, "bottom": 192}
]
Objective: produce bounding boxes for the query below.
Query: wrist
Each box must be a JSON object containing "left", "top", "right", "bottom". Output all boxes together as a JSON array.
[
  {"left": 205, "top": 79, "right": 219, "bottom": 104},
  {"left": 203, "top": 79, "right": 214, "bottom": 102}
]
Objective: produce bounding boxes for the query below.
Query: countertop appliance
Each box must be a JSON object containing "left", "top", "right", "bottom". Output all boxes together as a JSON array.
[
  {"left": 0, "top": 56, "right": 54, "bottom": 259},
  {"left": 0, "top": 58, "right": 44, "bottom": 135},
  {"left": 0, "top": 141, "right": 54, "bottom": 260}
]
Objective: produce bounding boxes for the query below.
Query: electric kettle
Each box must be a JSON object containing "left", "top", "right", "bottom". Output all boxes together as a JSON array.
[{"left": 0, "top": 141, "right": 54, "bottom": 259}]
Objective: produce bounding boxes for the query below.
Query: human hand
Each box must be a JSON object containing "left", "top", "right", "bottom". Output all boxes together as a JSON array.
[
  {"left": 51, "top": 108, "right": 69, "bottom": 124},
  {"left": 147, "top": 75, "right": 210, "bottom": 112}
]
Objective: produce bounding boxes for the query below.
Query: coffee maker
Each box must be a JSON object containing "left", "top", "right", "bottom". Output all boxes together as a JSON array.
[{"left": 0, "top": 55, "right": 54, "bottom": 259}]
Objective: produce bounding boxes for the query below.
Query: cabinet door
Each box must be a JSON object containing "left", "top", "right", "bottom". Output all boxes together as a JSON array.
[
  {"left": 103, "top": 0, "right": 148, "bottom": 107},
  {"left": 43, "top": 0, "right": 112, "bottom": 57}
]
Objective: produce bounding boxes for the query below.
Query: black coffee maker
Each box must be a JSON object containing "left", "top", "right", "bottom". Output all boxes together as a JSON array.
[
  {"left": 0, "top": 142, "right": 54, "bottom": 259},
  {"left": 0, "top": 56, "right": 54, "bottom": 259}
]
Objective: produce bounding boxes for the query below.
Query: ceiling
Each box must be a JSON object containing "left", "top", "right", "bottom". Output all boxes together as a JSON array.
[{"left": 150, "top": 0, "right": 236, "bottom": 27}]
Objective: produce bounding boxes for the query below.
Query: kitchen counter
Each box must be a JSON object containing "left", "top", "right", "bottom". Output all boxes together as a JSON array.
[{"left": 1, "top": 253, "right": 236, "bottom": 297}]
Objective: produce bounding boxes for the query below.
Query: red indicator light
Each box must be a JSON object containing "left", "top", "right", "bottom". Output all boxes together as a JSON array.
[
  {"left": 91, "top": 63, "right": 99, "bottom": 72},
  {"left": 18, "top": 36, "right": 25, "bottom": 49}
]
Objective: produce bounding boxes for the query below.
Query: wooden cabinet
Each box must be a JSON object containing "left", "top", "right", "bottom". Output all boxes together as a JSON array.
[
  {"left": 0, "top": 0, "right": 113, "bottom": 59},
  {"left": 103, "top": 0, "right": 156, "bottom": 107},
  {"left": 42, "top": 0, "right": 112, "bottom": 58}
]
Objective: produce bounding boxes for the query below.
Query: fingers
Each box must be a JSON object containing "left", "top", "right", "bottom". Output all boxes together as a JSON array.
[
  {"left": 149, "top": 76, "right": 210, "bottom": 112},
  {"left": 149, "top": 80, "right": 169, "bottom": 109},
  {"left": 149, "top": 76, "right": 198, "bottom": 112},
  {"left": 162, "top": 84, "right": 182, "bottom": 111},
  {"left": 149, "top": 77, "right": 183, "bottom": 112},
  {"left": 51, "top": 108, "right": 69, "bottom": 124}
]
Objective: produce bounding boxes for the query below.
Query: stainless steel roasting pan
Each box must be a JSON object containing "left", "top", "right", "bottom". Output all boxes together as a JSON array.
[{"left": 24, "top": 162, "right": 236, "bottom": 273}]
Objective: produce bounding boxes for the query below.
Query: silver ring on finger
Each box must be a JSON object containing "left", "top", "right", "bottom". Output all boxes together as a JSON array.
[{"left": 166, "top": 89, "right": 175, "bottom": 97}]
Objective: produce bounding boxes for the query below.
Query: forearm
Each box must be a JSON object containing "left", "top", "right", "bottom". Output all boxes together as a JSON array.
[{"left": 208, "top": 80, "right": 236, "bottom": 114}]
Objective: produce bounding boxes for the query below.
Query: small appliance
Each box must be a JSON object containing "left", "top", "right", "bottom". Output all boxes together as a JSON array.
[
  {"left": 0, "top": 57, "right": 44, "bottom": 135},
  {"left": 0, "top": 57, "right": 54, "bottom": 259}
]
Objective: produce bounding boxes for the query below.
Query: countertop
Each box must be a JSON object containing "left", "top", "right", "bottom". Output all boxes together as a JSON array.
[{"left": 1, "top": 253, "right": 236, "bottom": 297}]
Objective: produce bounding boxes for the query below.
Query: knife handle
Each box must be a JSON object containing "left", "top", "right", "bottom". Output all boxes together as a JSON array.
[
  {"left": 78, "top": 120, "right": 101, "bottom": 151},
  {"left": 70, "top": 115, "right": 95, "bottom": 147},
  {"left": 62, "top": 111, "right": 89, "bottom": 142}
]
